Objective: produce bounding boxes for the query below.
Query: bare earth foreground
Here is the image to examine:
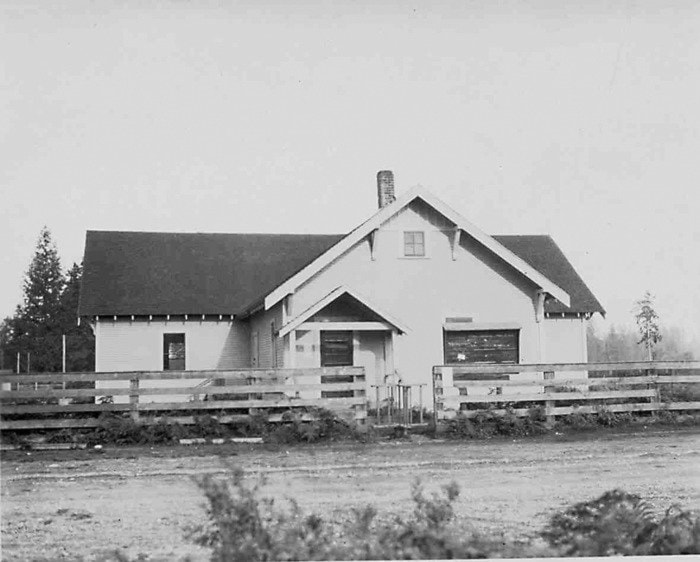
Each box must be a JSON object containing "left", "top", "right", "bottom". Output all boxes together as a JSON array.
[{"left": 2, "top": 429, "right": 699, "bottom": 561}]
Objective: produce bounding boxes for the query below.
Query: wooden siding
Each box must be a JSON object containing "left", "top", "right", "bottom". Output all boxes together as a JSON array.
[
  {"left": 292, "top": 201, "right": 541, "bottom": 389},
  {"left": 542, "top": 317, "right": 587, "bottom": 363},
  {"left": 249, "top": 302, "right": 284, "bottom": 369}
]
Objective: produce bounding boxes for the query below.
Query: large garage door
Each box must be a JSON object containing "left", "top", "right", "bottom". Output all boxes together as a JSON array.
[{"left": 443, "top": 330, "right": 519, "bottom": 364}]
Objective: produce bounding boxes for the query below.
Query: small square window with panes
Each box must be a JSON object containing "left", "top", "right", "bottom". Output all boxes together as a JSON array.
[{"left": 403, "top": 231, "right": 425, "bottom": 257}]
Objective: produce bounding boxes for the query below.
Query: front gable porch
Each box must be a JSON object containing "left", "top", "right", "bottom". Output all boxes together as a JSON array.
[{"left": 278, "top": 287, "right": 408, "bottom": 389}]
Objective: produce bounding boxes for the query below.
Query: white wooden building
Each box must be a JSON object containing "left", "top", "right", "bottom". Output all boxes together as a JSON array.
[{"left": 79, "top": 171, "right": 604, "bottom": 401}]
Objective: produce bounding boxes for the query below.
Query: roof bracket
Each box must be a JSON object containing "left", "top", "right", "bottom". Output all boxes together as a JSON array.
[
  {"left": 369, "top": 229, "right": 378, "bottom": 261},
  {"left": 535, "top": 290, "right": 546, "bottom": 323},
  {"left": 451, "top": 227, "right": 461, "bottom": 261}
]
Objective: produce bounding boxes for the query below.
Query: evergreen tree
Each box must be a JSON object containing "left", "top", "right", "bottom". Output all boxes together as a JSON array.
[
  {"left": 0, "top": 228, "right": 96, "bottom": 373},
  {"left": 57, "top": 262, "right": 95, "bottom": 371},
  {"left": 0, "top": 317, "right": 12, "bottom": 371},
  {"left": 634, "top": 291, "right": 662, "bottom": 361},
  {"left": 6, "top": 227, "right": 66, "bottom": 372}
]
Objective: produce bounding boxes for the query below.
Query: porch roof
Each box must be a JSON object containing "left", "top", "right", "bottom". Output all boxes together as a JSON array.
[{"left": 278, "top": 286, "right": 410, "bottom": 337}]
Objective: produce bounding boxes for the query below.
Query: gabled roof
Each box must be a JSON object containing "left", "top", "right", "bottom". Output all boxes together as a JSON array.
[
  {"left": 494, "top": 235, "right": 605, "bottom": 316},
  {"left": 278, "top": 286, "right": 410, "bottom": 337},
  {"left": 79, "top": 194, "right": 605, "bottom": 318},
  {"left": 264, "top": 186, "right": 571, "bottom": 309},
  {"left": 79, "top": 231, "right": 343, "bottom": 316}
]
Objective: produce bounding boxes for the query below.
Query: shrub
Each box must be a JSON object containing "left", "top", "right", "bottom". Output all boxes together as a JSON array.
[
  {"left": 542, "top": 489, "right": 700, "bottom": 556},
  {"left": 89, "top": 414, "right": 146, "bottom": 445},
  {"left": 191, "top": 415, "right": 226, "bottom": 438},
  {"left": 80, "top": 414, "right": 188, "bottom": 445},
  {"left": 188, "top": 467, "right": 700, "bottom": 561},
  {"left": 265, "top": 408, "right": 365, "bottom": 444},
  {"left": 560, "top": 411, "right": 598, "bottom": 430},
  {"left": 442, "top": 407, "right": 548, "bottom": 439},
  {"left": 659, "top": 383, "right": 700, "bottom": 403},
  {"left": 188, "top": 468, "right": 523, "bottom": 561},
  {"left": 202, "top": 467, "right": 573, "bottom": 561}
]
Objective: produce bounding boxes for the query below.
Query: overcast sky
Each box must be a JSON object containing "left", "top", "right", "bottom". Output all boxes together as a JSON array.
[{"left": 2, "top": 1, "right": 699, "bottom": 343}]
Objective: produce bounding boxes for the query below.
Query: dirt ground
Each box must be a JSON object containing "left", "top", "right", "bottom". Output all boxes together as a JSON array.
[{"left": 1, "top": 428, "right": 699, "bottom": 561}]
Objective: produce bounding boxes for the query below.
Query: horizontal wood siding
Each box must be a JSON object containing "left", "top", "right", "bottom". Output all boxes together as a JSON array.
[
  {"left": 543, "top": 317, "right": 587, "bottom": 363},
  {"left": 97, "top": 319, "right": 250, "bottom": 372},
  {"left": 249, "top": 303, "right": 283, "bottom": 369}
]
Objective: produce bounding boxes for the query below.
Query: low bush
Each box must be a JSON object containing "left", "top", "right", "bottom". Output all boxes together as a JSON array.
[
  {"left": 659, "top": 383, "right": 700, "bottom": 403},
  {"left": 266, "top": 408, "right": 366, "bottom": 444},
  {"left": 441, "top": 406, "right": 699, "bottom": 439},
  {"left": 443, "top": 406, "right": 548, "bottom": 439},
  {"left": 542, "top": 489, "right": 700, "bottom": 556},
  {"left": 187, "top": 468, "right": 538, "bottom": 561},
  {"left": 185, "top": 468, "right": 700, "bottom": 561},
  {"left": 22, "top": 408, "right": 367, "bottom": 447}
]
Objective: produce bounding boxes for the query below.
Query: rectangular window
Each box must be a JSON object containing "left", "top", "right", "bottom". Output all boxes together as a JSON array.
[
  {"left": 443, "top": 330, "right": 519, "bottom": 365},
  {"left": 403, "top": 231, "right": 425, "bottom": 256},
  {"left": 163, "top": 333, "right": 186, "bottom": 370},
  {"left": 320, "top": 331, "right": 354, "bottom": 366}
]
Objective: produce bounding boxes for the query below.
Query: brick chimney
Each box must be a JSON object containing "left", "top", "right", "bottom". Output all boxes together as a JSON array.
[{"left": 377, "top": 170, "right": 395, "bottom": 208}]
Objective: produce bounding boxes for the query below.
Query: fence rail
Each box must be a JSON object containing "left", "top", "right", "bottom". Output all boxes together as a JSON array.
[
  {"left": 433, "top": 361, "right": 700, "bottom": 425},
  {"left": 0, "top": 367, "right": 366, "bottom": 430}
]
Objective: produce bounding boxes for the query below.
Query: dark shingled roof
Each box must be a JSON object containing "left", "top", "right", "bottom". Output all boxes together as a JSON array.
[
  {"left": 494, "top": 235, "right": 605, "bottom": 316},
  {"left": 79, "top": 231, "right": 344, "bottom": 317},
  {"left": 79, "top": 231, "right": 604, "bottom": 317}
]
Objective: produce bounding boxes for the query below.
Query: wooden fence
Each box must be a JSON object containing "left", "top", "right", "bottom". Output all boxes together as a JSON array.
[
  {"left": 433, "top": 361, "right": 700, "bottom": 425},
  {"left": 0, "top": 367, "right": 366, "bottom": 430}
]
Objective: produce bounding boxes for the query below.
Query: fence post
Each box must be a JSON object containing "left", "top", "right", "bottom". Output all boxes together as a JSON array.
[
  {"left": 651, "top": 366, "right": 660, "bottom": 410},
  {"left": 355, "top": 368, "right": 367, "bottom": 423},
  {"left": 129, "top": 378, "right": 140, "bottom": 422},
  {"left": 419, "top": 384, "right": 424, "bottom": 424},
  {"left": 544, "top": 370, "right": 555, "bottom": 428},
  {"left": 431, "top": 367, "right": 441, "bottom": 434},
  {"left": 374, "top": 385, "right": 380, "bottom": 425}
]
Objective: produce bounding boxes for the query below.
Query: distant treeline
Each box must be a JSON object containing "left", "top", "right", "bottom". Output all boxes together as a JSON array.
[{"left": 587, "top": 322, "right": 697, "bottom": 362}]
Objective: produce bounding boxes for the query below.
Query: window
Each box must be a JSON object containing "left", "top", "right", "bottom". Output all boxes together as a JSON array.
[
  {"left": 163, "top": 333, "right": 185, "bottom": 370},
  {"left": 320, "top": 331, "right": 354, "bottom": 366},
  {"left": 403, "top": 231, "right": 425, "bottom": 257},
  {"left": 443, "top": 330, "right": 519, "bottom": 365}
]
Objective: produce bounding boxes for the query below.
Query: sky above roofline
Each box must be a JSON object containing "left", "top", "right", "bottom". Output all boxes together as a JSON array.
[{"left": 2, "top": 1, "right": 699, "bottom": 346}]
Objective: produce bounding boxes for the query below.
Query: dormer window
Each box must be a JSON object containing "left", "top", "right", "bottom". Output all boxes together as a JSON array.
[{"left": 403, "top": 231, "right": 425, "bottom": 257}]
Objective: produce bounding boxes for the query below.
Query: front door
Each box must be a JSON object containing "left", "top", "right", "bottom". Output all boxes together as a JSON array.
[{"left": 320, "top": 331, "right": 354, "bottom": 398}]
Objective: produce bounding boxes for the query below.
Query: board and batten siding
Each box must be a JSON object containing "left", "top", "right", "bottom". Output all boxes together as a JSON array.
[
  {"left": 285, "top": 200, "right": 565, "bottom": 389},
  {"left": 95, "top": 318, "right": 250, "bottom": 403}
]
